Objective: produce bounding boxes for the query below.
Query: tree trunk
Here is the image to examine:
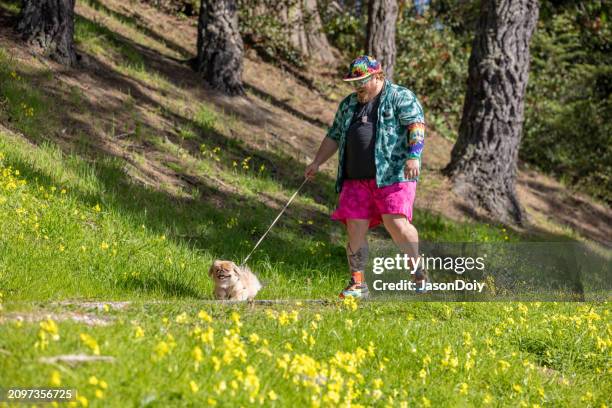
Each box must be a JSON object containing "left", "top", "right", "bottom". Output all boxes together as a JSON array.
[
  {"left": 366, "top": 0, "right": 398, "bottom": 80},
  {"left": 195, "top": 0, "right": 245, "bottom": 96},
  {"left": 443, "top": 0, "right": 539, "bottom": 225},
  {"left": 16, "top": 0, "right": 77, "bottom": 66},
  {"left": 283, "top": 0, "right": 336, "bottom": 63}
]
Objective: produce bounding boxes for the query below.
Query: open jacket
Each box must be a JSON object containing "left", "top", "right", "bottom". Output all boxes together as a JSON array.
[{"left": 326, "top": 80, "right": 425, "bottom": 193}]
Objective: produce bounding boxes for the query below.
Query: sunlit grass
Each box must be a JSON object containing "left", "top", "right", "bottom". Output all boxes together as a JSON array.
[
  {"left": 1, "top": 2, "right": 609, "bottom": 406},
  {"left": 0, "top": 300, "right": 609, "bottom": 406}
]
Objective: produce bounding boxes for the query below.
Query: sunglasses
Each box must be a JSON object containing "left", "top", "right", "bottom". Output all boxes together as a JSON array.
[{"left": 350, "top": 75, "right": 374, "bottom": 88}]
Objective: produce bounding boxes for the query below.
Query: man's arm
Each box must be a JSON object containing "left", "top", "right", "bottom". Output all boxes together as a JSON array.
[
  {"left": 407, "top": 123, "right": 425, "bottom": 160},
  {"left": 405, "top": 123, "right": 425, "bottom": 179},
  {"left": 395, "top": 89, "right": 425, "bottom": 179},
  {"left": 305, "top": 137, "right": 338, "bottom": 179}
]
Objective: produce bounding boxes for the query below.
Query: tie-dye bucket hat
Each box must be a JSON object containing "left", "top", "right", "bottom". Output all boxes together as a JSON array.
[{"left": 343, "top": 55, "right": 382, "bottom": 81}]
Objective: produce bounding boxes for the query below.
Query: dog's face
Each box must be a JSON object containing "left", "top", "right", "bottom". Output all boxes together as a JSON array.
[{"left": 209, "top": 260, "right": 241, "bottom": 286}]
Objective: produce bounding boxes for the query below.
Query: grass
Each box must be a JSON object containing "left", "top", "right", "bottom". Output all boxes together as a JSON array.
[
  {"left": 0, "top": 132, "right": 344, "bottom": 300},
  {"left": 0, "top": 0, "right": 610, "bottom": 406},
  {"left": 0, "top": 300, "right": 609, "bottom": 406},
  {"left": 75, "top": 15, "right": 145, "bottom": 68},
  {"left": 0, "top": 50, "right": 52, "bottom": 142}
]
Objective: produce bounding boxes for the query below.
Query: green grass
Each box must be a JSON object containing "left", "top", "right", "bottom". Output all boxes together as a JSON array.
[
  {"left": 75, "top": 15, "right": 145, "bottom": 68},
  {"left": 193, "top": 105, "right": 219, "bottom": 134},
  {"left": 0, "top": 300, "right": 609, "bottom": 407},
  {"left": 0, "top": 132, "right": 344, "bottom": 300},
  {"left": 0, "top": 50, "right": 53, "bottom": 141},
  {"left": 0, "top": 45, "right": 586, "bottom": 302},
  {"left": 0, "top": 0, "right": 18, "bottom": 13},
  {"left": 0, "top": 1, "right": 610, "bottom": 406}
]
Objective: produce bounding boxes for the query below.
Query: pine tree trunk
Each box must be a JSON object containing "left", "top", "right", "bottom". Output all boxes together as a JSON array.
[
  {"left": 443, "top": 0, "right": 539, "bottom": 225},
  {"left": 195, "top": 0, "right": 245, "bottom": 96},
  {"left": 366, "top": 0, "right": 398, "bottom": 80},
  {"left": 281, "top": 0, "right": 335, "bottom": 63},
  {"left": 16, "top": 0, "right": 77, "bottom": 66}
]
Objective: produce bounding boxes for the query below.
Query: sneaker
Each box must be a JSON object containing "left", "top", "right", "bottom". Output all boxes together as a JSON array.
[
  {"left": 413, "top": 269, "right": 429, "bottom": 294},
  {"left": 339, "top": 278, "right": 369, "bottom": 299}
]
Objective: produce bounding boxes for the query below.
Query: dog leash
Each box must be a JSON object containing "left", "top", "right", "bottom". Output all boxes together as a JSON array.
[{"left": 241, "top": 178, "right": 309, "bottom": 266}]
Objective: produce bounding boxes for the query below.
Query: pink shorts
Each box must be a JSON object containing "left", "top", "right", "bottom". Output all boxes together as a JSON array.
[{"left": 331, "top": 179, "right": 417, "bottom": 229}]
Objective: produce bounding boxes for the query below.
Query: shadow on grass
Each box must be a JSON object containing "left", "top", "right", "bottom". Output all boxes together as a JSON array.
[
  {"left": 244, "top": 83, "right": 329, "bottom": 129},
  {"left": 81, "top": 0, "right": 193, "bottom": 58},
  {"left": 2, "top": 2, "right": 602, "bottom": 302}
]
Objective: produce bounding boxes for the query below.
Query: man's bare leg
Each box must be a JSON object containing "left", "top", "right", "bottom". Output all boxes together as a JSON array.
[
  {"left": 341, "top": 219, "right": 370, "bottom": 297},
  {"left": 381, "top": 214, "right": 427, "bottom": 287}
]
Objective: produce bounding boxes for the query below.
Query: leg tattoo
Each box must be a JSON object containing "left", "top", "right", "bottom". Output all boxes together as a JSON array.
[{"left": 346, "top": 243, "right": 369, "bottom": 272}]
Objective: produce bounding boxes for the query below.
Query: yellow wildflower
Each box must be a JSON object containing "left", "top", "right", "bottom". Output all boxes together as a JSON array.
[
  {"left": 50, "top": 370, "right": 61, "bottom": 386},
  {"left": 230, "top": 311, "right": 242, "bottom": 327},
  {"left": 463, "top": 331, "right": 472, "bottom": 347},
  {"left": 498, "top": 359, "right": 511, "bottom": 372},
  {"left": 580, "top": 391, "right": 593, "bottom": 402},
  {"left": 189, "top": 380, "right": 199, "bottom": 393},
  {"left": 153, "top": 341, "right": 170, "bottom": 360},
  {"left": 134, "top": 326, "right": 145, "bottom": 338},
  {"left": 342, "top": 296, "right": 358, "bottom": 311},
  {"left": 200, "top": 326, "right": 214, "bottom": 346},
  {"left": 175, "top": 312, "right": 189, "bottom": 324},
  {"left": 212, "top": 356, "right": 221, "bottom": 371},
  {"left": 77, "top": 395, "right": 88, "bottom": 407},
  {"left": 278, "top": 311, "right": 290, "bottom": 326},
  {"left": 198, "top": 310, "right": 213, "bottom": 322},
  {"left": 80, "top": 333, "right": 100, "bottom": 355}
]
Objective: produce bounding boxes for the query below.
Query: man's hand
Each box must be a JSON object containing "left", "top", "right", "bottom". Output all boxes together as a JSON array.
[
  {"left": 405, "top": 159, "right": 420, "bottom": 179},
  {"left": 304, "top": 162, "right": 320, "bottom": 180}
]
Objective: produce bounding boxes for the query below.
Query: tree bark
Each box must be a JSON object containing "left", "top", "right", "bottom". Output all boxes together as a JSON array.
[
  {"left": 366, "top": 0, "right": 398, "bottom": 80},
  {"left": 443, "top": 0, "right": 539, "bottom": 225},
  {"left": 16, "top": 0, "right": 77, "bottom": 66},
  {"left": 282, "top": 0, "right": 336, "bottom": 63},
  {"left": 195, "top": 0, "right": 245, "bottom": 96}
]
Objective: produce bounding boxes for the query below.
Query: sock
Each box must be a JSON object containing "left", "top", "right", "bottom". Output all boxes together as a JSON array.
[{"left": 352, "top": 271, "right": 364, "bottom": 284}]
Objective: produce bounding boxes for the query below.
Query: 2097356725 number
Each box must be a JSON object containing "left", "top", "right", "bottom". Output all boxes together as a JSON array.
[{"left": 0, "top": 388, "right": 76, "bottom": 402}]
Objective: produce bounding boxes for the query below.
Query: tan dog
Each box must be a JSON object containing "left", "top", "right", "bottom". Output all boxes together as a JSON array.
[{"left": 209, "top": 260, "right": 262, "bottom": 301}]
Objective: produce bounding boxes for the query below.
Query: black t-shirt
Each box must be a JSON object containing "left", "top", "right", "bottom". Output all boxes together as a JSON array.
[{"left": 343, "top": 92, "right": 382, "bottom": 180}]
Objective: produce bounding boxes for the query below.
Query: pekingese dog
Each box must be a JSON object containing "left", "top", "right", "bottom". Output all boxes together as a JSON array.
[{"left": 209, "top": 260, "right": 262, "bottom": 301}]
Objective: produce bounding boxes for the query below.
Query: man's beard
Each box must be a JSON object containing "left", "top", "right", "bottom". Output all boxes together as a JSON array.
[{"left": 357, "top": 89, "right": 371, "bottom": 103}]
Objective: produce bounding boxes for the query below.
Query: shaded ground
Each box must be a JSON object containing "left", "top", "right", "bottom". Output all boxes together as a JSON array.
[{"left": 0, "top": 0, "right": 610, "bottom": 251}]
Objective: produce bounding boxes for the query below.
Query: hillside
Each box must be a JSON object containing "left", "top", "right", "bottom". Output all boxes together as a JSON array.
[
  {"left": 1, "top": 0, "right": 610, "bottom": 251},
  {"left": 1, "top": 1, "right": 610, "bottom": 406}
]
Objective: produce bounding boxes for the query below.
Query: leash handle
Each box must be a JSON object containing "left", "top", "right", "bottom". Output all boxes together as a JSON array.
[{"left": 241, "top": 178, "right": 309, "bottom": 266}]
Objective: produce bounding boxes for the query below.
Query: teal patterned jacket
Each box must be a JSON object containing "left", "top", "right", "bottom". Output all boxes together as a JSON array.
[{"left": 326, "top": 80, "right": 426, "bottom": 193}]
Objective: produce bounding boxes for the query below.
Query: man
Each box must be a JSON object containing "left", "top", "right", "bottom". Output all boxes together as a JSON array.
[{"left": 304, "top": 55, "right": 427, "bottom": 299}]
